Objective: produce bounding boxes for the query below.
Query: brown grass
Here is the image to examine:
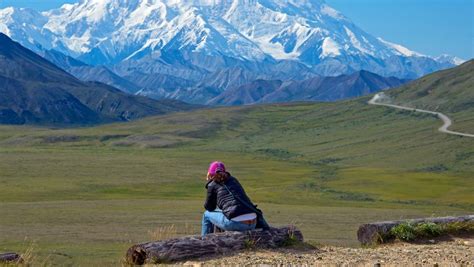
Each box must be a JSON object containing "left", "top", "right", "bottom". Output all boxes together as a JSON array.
[{"left": 147, "top": 223, "right": 198, "bottom": 241}]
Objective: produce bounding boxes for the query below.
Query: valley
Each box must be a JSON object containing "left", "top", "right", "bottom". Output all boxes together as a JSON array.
[{"left": 1, "top": 91, "right": 472, "bottom": 264}]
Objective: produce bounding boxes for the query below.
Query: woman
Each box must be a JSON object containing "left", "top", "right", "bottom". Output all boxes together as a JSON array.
[{"left": 201, "top": 161, "right": 269, "bottom": 236}]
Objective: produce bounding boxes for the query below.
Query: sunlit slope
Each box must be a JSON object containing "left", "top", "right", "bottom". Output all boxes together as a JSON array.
[{"left": 387, "top": 60, "right": 474, "bottom": 132}]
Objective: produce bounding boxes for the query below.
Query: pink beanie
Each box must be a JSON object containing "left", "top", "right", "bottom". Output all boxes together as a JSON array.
[{"left": 208, "top": 161, "right": 226, "bottom": 176}]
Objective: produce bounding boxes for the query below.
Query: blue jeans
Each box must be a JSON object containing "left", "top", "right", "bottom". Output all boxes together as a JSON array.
[{"left": 201, "top": 210, "right": 256, "bottom": 236}]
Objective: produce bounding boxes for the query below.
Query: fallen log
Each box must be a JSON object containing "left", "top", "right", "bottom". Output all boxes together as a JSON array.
[
  {"left": 126, "top": 226, "right": 303, "bottom": 265},
  {"left": 0, "top": 252, "right": 22, "bottom": 263},
  {"left": 357, "top": 215, "right": 474, "bottom": 245}
]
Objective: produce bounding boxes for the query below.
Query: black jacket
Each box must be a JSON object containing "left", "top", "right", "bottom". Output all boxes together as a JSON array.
[{"left": 204, "top": 173, "right": 255, "bottom": 219}]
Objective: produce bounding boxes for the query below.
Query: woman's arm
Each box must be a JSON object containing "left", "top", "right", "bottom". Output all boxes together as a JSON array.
[{"left": 204, "top": 183, "right": 217, "bottom": 211}]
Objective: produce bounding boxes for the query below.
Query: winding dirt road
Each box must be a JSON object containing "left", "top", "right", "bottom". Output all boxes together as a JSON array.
[{"left": 369, "top": 93, "right": 474, "bottom": 138}]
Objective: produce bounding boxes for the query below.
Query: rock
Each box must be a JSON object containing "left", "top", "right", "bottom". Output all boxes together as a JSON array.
[{"left": 0, "top": 253, "right": 22, "bottom": 263}]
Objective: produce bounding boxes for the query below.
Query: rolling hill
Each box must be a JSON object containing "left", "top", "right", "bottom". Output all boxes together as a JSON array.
[
  {"left": 0, "top": 33, "right": 196, "bottom": 125},
  {"left": 389, "top": 60, "right": 474, "bottom": 113},
  {"left": 386, "top": 60, "right": 474, "bottom": 132}
]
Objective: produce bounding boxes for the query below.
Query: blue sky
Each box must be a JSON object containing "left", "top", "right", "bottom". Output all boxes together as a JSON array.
[
  {"left": 326, "top": 0, "right": 473, "bottom": 59},
  {"left": 0, "top": 0, "right": 472, "bottom": 59}
]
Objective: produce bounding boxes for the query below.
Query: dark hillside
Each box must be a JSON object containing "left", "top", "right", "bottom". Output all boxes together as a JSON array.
[{"left": 0, "top": 33, "right": 196, "bottom": 125}]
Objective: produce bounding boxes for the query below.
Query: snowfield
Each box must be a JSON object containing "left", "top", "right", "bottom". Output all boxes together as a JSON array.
[{"left": 0, "top": 0, "right": 463, "bottom": 74}]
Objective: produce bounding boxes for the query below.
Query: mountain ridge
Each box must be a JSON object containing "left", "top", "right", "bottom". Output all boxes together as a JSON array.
[
  {"left": 0, "top": 1, "right": 462, "bottom": 83},
  {"left": 208, "top": 70, "right": 408, "bottom": 105},
  {"left": 0, "top": 33, "right": 196, "bottom": 125},
  {"left": 0, "top": 0, "right": 466, "bottom": 105}
]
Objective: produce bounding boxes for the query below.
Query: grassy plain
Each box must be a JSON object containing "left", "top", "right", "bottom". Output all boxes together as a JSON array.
[{"left": 0, "top": 99, "right": 473, "bottom": 265}]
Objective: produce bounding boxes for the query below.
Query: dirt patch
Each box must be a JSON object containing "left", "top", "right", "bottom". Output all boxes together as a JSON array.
[
  {"left": 98, "top": 134, "right": 130, "bottom": 142},
  {"left": 185, "top": 237, "right": 474, "bottom": 266},
  {"left": 111, "top": 135, "right": 179, "bottom": 148},
  {"left": 0, "top": 136, "right": 38, "bottom": 146},
  {"left": 41, "top": 135, "right": 81, "bottom": 143}
]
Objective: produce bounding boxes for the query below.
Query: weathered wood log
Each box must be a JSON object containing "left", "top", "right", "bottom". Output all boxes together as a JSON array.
[
  {"left": 357, "top": 215, "right": 474, "bottom": 245},
  {"left": 0, "top": 252, "right": 22, "bottom": 263},
  {"left": 126, "top": 226, "right": 303, "bottom": 265}
]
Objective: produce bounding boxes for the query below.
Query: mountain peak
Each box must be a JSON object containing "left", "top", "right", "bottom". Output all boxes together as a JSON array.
[
  {"left": 377, "top": 37, "right": 423, "bottom": 57},
  {"left": 0, "top": 6, "right": 14, "bottom": 15},
  {"left": 0, "top": 0, "right": 460, "bottom": 80},
  {"left": 435, "top": 54, "right": 466, "bottom": 66}
]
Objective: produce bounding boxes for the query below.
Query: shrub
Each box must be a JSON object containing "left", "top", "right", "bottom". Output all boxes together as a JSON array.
[
  {"left": 443, "top": 221, "right": 474, "bottom": 234},
  {"left": 243, "top": 238, "right": 257, "bottom": 249},
  {"left": 390, "top": 222, "right": 416, "bottom": 241},
  {"left": 282, "top": 233, "right": 300, "bottom": 247},
  {"left": 414, "top": 222, "right": 442, "bottom": 238},
  {"left": 390, "top": 221, "right": 474, "bottom": 242}
]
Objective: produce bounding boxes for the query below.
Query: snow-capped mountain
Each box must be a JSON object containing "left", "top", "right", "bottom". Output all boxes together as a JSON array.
[{"left": 0, "top": 0, "right": 465, "bottom": 103}]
